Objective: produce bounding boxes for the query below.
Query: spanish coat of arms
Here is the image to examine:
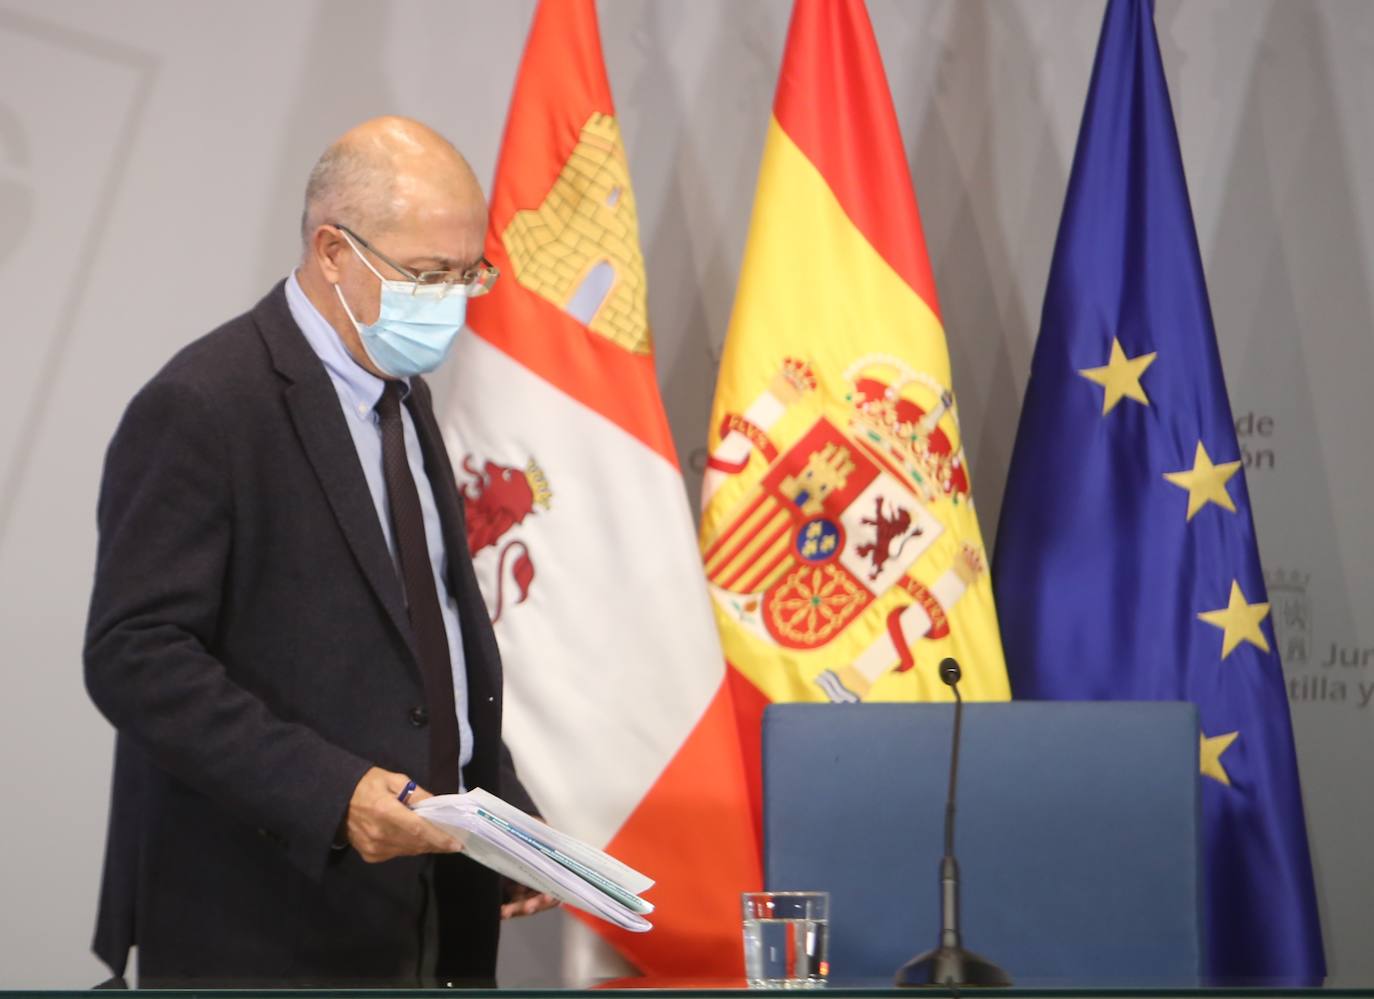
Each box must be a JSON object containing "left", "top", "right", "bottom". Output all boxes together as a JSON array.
[{"left": 700, "top": 355, "right": 987, "bottom": 702}]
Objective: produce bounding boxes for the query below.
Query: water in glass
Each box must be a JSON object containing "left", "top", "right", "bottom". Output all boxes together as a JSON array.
[{"left": 741, "top": 890, "right": 829, "bottom": 988}]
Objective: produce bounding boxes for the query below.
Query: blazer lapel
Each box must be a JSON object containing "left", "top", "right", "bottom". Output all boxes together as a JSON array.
[{"left": 252, "top": 283, "right": 418, "bottom": 665}]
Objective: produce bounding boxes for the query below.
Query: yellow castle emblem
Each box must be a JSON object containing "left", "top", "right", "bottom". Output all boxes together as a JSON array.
[{"left": 500, "top": 112, "right": 650, "bottom": 355}]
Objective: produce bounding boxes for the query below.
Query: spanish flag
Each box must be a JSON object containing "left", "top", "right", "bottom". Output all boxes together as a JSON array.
[
  {"left": 701, "top": 0, "right": 1011, "bottom": 813},
  {"left": 444, "top": 0, "right": 759, "bottom": 978}
]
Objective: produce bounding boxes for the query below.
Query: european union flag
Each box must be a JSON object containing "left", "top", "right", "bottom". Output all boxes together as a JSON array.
[{"left": 991, "top": 0, "right": 1324, "bottom": 985}]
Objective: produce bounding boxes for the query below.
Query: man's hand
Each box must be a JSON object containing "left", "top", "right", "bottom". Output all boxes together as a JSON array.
[
  {"left": 501, "top": 880, "right": 561, "bottom": 920},
  {"left": 344, "top": 767, "right": 462, "bottom": 863}
]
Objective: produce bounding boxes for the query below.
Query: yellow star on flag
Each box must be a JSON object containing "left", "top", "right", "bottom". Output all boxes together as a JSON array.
[
  {"left": 1200, "top": 730, "right": 1240, "bottom": 786},
  {"left": 1078, "top": 337, "right": 1157, "bottom": 414},
  {"left": 1198, "top": 581, "right": 1271, "bottom": 659},
  {"left": 1163, "top": 442, "right": 1243, "bottom": 520}
]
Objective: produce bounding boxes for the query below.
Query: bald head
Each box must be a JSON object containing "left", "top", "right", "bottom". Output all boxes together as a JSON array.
[
  {"left": 300, "top": 116, "right": 484, "bottom": 246},
  {"left": 295, "top": 116, "right": 490, "bottom": 381}
]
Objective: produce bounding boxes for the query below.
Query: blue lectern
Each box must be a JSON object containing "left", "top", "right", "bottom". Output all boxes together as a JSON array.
[{"left": 763, "top": 701, "right": 1203, "bottom": 985}]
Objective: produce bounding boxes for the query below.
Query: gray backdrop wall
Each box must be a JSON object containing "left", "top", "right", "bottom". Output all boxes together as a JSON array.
[{"left": 0, "top": 0, "right": 1370, "bottom": 988}]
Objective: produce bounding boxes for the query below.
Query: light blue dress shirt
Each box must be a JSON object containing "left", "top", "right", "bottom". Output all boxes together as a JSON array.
[{"left": 285, "top": 273, "right": 473, "bottom": 779}]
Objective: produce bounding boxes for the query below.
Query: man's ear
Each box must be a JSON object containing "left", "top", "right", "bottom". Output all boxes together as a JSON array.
[{"left": 312, "top": 225, "right": 349, "bottom": 284}]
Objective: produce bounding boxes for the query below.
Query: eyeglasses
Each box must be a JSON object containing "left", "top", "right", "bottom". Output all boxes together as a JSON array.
[{"left": 331, "top": 223, "right": 498, "bottom": 298}]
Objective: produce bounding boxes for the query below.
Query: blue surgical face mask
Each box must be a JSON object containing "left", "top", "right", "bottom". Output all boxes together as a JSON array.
[{"left": 333, "top": 233, "right": 468, "bottom": 379}]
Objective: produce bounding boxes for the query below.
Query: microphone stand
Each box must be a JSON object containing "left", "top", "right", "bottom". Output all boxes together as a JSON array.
[{"left": 894, "top": 658, "right": 1011, "bottom": 989}]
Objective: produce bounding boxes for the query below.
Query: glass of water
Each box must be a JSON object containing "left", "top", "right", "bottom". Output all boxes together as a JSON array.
[{"left": 742, "top": 890, "right": 830, "bottom": 988}]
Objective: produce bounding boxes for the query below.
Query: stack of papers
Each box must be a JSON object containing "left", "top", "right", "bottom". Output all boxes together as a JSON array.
[{"left": 413, "top": 788, "right": 654, "bottom": 932}]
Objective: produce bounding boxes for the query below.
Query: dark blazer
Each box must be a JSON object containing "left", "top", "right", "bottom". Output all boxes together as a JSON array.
[{"left": 84, "top": 281, "right": 532, "bottom": 986}]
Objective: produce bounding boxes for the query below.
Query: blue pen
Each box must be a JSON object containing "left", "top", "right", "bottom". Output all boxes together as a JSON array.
[{"left": 398, "top": 780, "right": 418, "bottom": 805}]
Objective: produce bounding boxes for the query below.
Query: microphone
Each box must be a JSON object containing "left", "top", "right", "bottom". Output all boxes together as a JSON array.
[{"left": 894, "top": 657, "right": 1011, "bottom": 989}]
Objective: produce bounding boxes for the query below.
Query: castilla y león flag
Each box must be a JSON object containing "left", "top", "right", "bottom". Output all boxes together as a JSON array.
[
  {"left": 441, "top": 0, "right": 760, "bottom": 976},
  {"left": 700, "top": 0, "right": 1010, "bottom": 797}
]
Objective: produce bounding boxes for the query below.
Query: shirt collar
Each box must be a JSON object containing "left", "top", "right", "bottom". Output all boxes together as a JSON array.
[{"left": 284, "top": 271, "right": 408, "bottom": 420}]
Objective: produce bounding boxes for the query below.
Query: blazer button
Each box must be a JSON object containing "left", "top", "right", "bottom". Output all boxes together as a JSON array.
[{"left": 409, "top": 706, "right": 429, "bottom": 727}]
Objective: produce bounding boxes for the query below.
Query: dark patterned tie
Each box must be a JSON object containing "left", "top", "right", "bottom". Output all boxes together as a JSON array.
[{"left": 376, "top": 381, "right": 461, "bottom": 794}]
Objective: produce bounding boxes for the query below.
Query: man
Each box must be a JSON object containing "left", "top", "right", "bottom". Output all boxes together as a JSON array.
[{"left": 84, "top": 116, "right": 553, "bottom": 987}]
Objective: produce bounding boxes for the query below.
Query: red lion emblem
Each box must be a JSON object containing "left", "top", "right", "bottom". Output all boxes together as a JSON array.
[
  {"left": 856, "top": 496, "right": 919, "bottom": 581},
  {"left": 461, "top": 456, "right": 548, "bottom": 622}
]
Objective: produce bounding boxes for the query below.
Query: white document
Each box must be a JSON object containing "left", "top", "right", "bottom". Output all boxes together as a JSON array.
[{"left": 412, "top": 788, "right": 655, "bottom": 933}]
